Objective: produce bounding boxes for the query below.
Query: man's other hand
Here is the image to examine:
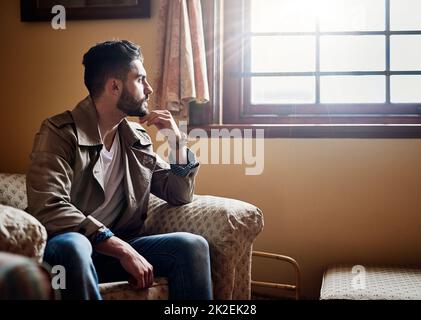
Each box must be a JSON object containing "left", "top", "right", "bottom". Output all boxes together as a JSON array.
[
  {"left": 119, "top": 248, "right": 154, "bottom": 289},
  {"left": 94, "top": 236, "right": 154, "bottom": 289}
]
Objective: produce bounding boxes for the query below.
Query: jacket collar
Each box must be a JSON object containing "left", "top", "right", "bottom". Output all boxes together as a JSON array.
[
  {"left": 118, "top": 118, "right": 149, "bottom": 148},
  {"left": 71, "top": 96, "right": 102, "bottom": 146},
  {"left": 71, "top": 96, "right": 147, "bottom": 147}
]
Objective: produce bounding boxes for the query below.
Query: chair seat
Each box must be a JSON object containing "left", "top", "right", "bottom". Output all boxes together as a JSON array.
[
  {"left": 320, "top": 265, "right": 421, "bottom": 300},
  {"left": 99, "top": 277, "right": 169, "bottom": 300}
]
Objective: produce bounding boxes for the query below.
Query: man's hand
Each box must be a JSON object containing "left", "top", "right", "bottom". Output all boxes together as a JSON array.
[
  {"left": 139, "top": 110, "right": 181, "bottom": 143},
  {"left": 119, "top": 248, "right": 154, "bottom": 289},
  {"left": 94, "top": 236, "right": 154, "bottom": 289},
  {"left": 139, "top": 110, "right": 188, "bottom": 164}
]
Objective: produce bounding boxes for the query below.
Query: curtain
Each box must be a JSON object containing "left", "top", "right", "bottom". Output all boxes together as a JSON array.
[{"left": 153, "top": 0, "right": 210, "bottom": 117}]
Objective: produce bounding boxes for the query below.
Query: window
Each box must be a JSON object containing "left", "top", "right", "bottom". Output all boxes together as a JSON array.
[{"left": 191, "top": 0, "right": 421, "bottom": 137}]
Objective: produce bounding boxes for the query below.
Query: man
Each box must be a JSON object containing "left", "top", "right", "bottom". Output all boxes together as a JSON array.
[{"left": 26, "top": 40, "right": 213, "bottom": 300}]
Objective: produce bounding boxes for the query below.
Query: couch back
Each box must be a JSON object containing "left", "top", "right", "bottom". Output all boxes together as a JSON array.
[
  {"left": 0, "top": 173, "right": 163, "bottom": 212},
  {"left": 0, "top": 173, "right": 27, "bottom": 210}
]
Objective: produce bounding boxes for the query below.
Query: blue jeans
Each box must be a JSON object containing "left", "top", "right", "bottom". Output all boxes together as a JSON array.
[{"left": 43, "top": 232, "right": 213, "bottom": 300}]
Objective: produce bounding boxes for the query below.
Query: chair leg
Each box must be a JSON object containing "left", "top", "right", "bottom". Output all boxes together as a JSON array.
[{"left": 251, "top": 251, "right": 301, "bottom": 300}]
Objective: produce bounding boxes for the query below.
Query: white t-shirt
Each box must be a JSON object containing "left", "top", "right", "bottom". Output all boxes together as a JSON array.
[{"left": 90, "top": 130, "right": 125, "bottom": 227}]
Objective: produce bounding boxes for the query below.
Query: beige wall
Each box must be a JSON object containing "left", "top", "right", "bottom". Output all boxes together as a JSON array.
[{"left": 1, "top": 1, "right": 421, "bottom": 299}]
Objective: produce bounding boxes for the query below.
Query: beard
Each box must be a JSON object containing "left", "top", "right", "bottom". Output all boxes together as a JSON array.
[{"left": 116, "top": 86, "right": 149, "bottom": 117}]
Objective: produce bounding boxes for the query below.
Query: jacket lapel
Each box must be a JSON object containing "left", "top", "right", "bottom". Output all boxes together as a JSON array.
[
  {"left": 71, "top": 97, "right": 104, "bottom": 192},
  {"left": 71, "top": 96, "right": 102, "bottom": 147},
  {"left": 119, "top": 120, "right": 156, "bottom": 223}
]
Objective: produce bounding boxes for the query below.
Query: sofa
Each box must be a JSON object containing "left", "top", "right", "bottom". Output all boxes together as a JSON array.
[{"left": 0, "top": 172, "right": 264, "bottom": 300}]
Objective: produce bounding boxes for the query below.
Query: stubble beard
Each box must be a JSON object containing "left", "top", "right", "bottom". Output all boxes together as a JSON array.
[{"left": 116, "top": 86, "right": 149, "bottom": 117}]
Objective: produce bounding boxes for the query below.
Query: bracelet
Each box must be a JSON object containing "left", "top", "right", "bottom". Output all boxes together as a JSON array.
[{"left": 92, "top": 229, "right": 114, "bottom": 245}]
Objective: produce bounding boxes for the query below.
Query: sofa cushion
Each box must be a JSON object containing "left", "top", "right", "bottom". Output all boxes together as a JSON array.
[
  {"left": 0, "top": 205, "right": 47, "bottom": 263},
  {"left": 0, "top": 173, "right": 27, "bottom": 210}
]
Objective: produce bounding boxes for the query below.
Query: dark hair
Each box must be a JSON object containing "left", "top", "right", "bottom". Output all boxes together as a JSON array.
[{"left": 82, "top": 40, "right": 143, "bottom": 99}]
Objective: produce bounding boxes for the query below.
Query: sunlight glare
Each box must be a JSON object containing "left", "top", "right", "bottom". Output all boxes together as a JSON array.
[{"left": 251, "top": 0, "right": 384, "bottom": 32}]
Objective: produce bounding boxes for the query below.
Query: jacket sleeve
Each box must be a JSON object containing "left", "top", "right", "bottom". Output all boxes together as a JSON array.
[
  {"left": 150, "top": 149, "right": 199, "bottom": 206},
  {"left": 26, "top": 119, "right": 105, "bottom": 239}
]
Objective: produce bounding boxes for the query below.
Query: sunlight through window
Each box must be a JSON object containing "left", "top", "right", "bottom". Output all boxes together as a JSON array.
[{"left": 248, "top": 0, "right": 421, "bottom": 105}]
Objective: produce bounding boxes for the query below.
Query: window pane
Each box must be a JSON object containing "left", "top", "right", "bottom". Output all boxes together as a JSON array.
[
  {"left": 391, "top": 76, "right": 421, "bottom": 103},
  {"left": 251, "top": 0, "right": 316, "bottom": 32},
  {"left": 391, "top": 36, "right": 421, "bottom": 71},
  {"left": 320, "top": 36, "right": 385, "bottom": 71},
  {"left": 319, "top": 0, "right": 385, "bottom": 31},
  {"left": 251, "top": 36, "right": 315, "bottom": 72},
  {"left": 321, "top": 76, "right": 385, "bottom": 103},
  {"left": 251, "top": 77, "right": 315, "bottom": 104},
  {"left": 391, "top": 0, "right": 421, "bottom": 31}
]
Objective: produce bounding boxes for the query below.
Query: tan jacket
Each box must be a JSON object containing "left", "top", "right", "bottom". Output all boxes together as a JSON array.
[{"left": 26, "top": 97, "right": 198, "bottom": 239}]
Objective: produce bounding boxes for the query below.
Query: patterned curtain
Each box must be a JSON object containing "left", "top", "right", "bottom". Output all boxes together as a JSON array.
[{"left": 153, "top": 0, "right": 210, "bottom": 117}]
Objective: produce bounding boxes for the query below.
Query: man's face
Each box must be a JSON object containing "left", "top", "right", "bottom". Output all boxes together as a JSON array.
[{"left": 116, "top": 59, "right": 153, "bottom": 117}]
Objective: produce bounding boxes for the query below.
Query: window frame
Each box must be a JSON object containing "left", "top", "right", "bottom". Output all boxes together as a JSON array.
[{"left": 189, "top": 0, "right": 421, "bottom": 138}]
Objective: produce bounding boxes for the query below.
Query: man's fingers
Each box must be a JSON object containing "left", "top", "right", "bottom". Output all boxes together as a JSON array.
[
  {"left": 138, "top": 110, "right": 177, "bottom": 133},
  {"left": 128, "top": 275, "right": 137, "bottom": 287},
  {"left": 142, "top": 113, "right": 162, "bottom": 125},
  {"left": 140, "top": 110, "right": 170, "bottom": 121},
  {"left": 145, "top": 114, "right": 160, "bottom": 125},
  {"left": 150, "top": 110, "right": 171, "bottom": 116},
  {"left": 130, "top": 275, "right": 144, "bottom": 290},
  {"left": 145, "top": 272, "right": 150, "bottom": 288},
  {"left": 147, "top": 116, "right": 171, "bottom": 127},
  {"left": 147, "top": 111, "right": 171, "bottom": 120},
  {"left": 144, "top": 270, "right": 151, "bottom": 288},
  {"left": 138, "top": 273, "right": 145, "bottom": 289},
  {"left": 149, "top": 268, "right": 154, "bottom": 287},
  {"left": 138, "top": 116, "right": 148, "bottom": 124}
]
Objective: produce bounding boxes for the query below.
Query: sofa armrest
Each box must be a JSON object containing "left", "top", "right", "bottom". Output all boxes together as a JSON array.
[
  {"left": 0, "top": 205, "right": 47, "bottom": 263},
  {"left": 145, "top": 194, "right": 263, "bottom": 251},
  {"left": 144, "top": 194, "right": 264, "bottom": 299}
]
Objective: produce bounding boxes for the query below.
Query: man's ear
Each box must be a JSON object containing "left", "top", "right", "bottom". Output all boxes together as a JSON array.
[{"left": 105, "top": 78, "right": 122, "bottom": 97}]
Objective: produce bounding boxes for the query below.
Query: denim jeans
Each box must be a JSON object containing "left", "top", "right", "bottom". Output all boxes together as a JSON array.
[{"left": 43, "top": 232, "right": 213, "bottom": 300}]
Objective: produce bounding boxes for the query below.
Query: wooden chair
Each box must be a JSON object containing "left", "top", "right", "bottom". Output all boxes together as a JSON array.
[{"left": 252, "top": 251, "right": 301, "bottom": 300}]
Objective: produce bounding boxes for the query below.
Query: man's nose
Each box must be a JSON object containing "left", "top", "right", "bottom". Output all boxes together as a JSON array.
[{"left": 144, "top": 81, "right": 153, "bottom": 95}]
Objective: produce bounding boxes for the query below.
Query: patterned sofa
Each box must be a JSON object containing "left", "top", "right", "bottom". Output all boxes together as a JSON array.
[{"left": 0, "top": 173, "right": 263, "bottom": 300}]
